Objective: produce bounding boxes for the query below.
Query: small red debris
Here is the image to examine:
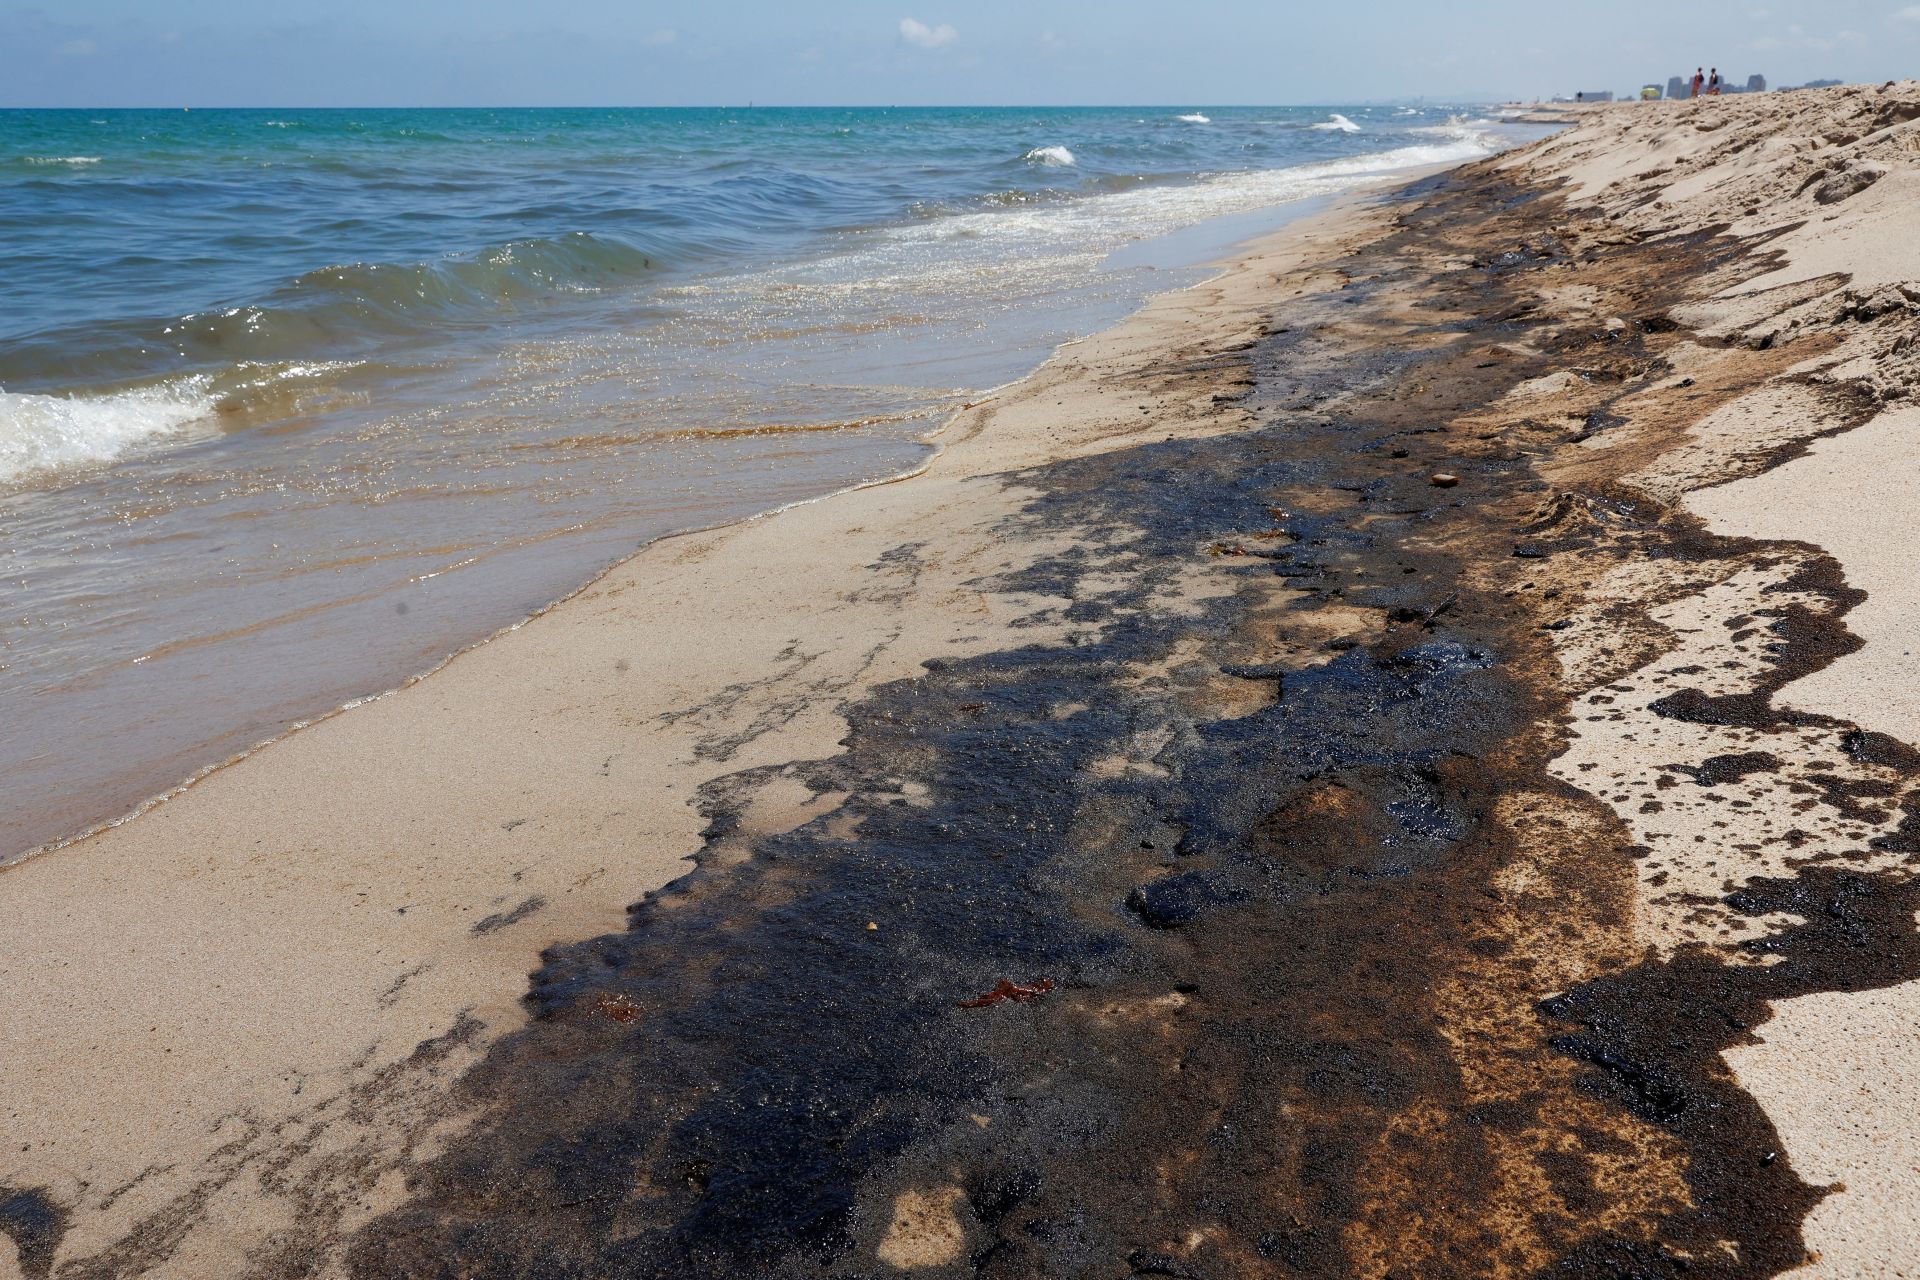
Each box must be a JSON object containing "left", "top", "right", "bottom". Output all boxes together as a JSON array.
[
  {"left": 594, "top": 992, "right": 641, "bottom": 1024},
  {"left": 958, "top": 978, "right": 1056, "bottom": 1009}
]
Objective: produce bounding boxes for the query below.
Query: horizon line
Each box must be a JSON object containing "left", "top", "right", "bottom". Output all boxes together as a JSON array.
[{"left": 0, "top": 99, "right": 1514, "bottom": 112}]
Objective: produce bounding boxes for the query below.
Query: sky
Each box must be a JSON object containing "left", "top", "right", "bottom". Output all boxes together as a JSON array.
[{"left": 4, "top": 1, "right": 1919, "bottom": 107}]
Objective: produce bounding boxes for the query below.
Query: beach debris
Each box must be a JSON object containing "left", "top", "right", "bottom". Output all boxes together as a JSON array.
[
  {"left": 593, "top": 992, "right": 641, "bottom": 1024},
  {"left": 1430, "top": 472, "right": 1461, "bottom": 488},
  {"left": 1420, "top": 593, "right": 1459, "bottom": 629},
  {"left": 1209, "top": 542, "right": 1250, "bottom": 557},
  {"left": 867, "top": 921, "right": 879, "bottom": 931},
  {"left": 957, "top": 978, "right": 1055, "bottom": 1008}
]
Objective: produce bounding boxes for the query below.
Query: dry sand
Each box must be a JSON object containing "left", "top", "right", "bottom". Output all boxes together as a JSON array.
[{"left": 9, "top": 83, "right": 1920, "bottom": 1277}]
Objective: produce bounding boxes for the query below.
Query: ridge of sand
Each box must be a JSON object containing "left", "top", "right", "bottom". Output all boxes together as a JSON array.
[{"left": 1504, "top": 84, "right": 1920, "bottom": 1275}]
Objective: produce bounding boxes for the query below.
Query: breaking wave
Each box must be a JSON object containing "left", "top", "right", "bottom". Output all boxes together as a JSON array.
[
  {"left": 0, "top": 378, "right": 215, "bottom": 483},
  {"left": 1312, "top": 113, "right": 1363, "bottom": 132},
  {"left": 1023, "top": 145, "right": 1076, "bottom": 166}
]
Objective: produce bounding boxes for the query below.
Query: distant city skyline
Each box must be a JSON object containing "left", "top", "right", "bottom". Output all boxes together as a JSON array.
[{"left": 4, "top": 1, "right": 1918, "bottom": 107}]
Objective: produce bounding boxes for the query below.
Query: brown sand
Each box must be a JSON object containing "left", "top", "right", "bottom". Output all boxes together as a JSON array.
[{"left": 9, "top": 83, "right": 1920, "bottom": 1277}]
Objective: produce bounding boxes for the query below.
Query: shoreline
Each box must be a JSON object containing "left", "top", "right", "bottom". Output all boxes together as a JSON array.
[
  {"left": 8, "top": 83, "right": 1920, "bottom": 1276},
  {"left": 2, "top": 175, "right": 1434, "bottom": 872},
  {"left": 1, "top": 109, "right": 1524, "bottom": 869},
  {"left": 0, "top": 181, "right": 1415, "bottom": 1275}
]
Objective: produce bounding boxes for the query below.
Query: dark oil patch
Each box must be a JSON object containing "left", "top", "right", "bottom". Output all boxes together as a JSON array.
[
  {"left": 342, "top": 378, "right": 1552, "bottom": 1277},
  {"left": 470, "top": 894, "right": 548, "bottom": 935},
  {"left": 1541, "top": 869, "right": 1920, "bottom": 1277},
  {"left": 329, "top": 159, "right": 1917, "bottom": 1279},
  {"left": 1646, "top": 559, "right": 1864, "bottom": 732},
  {"left": 1668, "top": 752, "right": 1781, "bottom": 787},
  {"left": 0, "top": 1187, "right": 67, "bottom": 1280}
]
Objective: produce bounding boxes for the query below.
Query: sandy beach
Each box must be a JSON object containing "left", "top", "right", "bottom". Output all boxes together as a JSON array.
[{"left": 7, "top": 82, "right": 1920, "bottom": 1277}]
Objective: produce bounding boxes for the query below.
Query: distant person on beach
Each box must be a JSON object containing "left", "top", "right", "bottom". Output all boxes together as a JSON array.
[
  {"left": 1692, "top": 68, "right": 1705, "bottom": 98},
  {"left": 1708, "top": 68, "right": 1722, "bottom": 95}
]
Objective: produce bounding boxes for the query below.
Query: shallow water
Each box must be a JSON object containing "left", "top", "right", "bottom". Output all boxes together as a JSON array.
[{"left": 0, "top": 105, "right": 1527, "bottom": 859}]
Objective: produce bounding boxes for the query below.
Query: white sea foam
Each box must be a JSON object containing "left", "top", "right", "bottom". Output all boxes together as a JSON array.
[
  {"left": 789, "top": 123, "right": 1508, "bottom": 309},
  {"left": 1176, "top": 113, "right": 1211, "bottom": 123},
  {"left": 1410, "top": 118, "right": 1502, "bottom": 148},
  {"left": 1311, "top": 114, "right": 1362, "bottom": 133},
  {"left": 0, "top": 378, "right": 216, "bottom": 483},
  {"left": 1023, "top": 145, "right": 1076, "bottom": 166},
  {"left": 24, "top": 155, "right": 102, "bottom": 166}
]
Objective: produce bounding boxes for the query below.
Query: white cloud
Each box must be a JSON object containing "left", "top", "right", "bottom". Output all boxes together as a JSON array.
[
  {"left": 644, "top": 28, "right": 677, "bottom": 46},
  {"left": 56, "top": 38, "right": 97, "bottom": 56},
  {"left": 899, "top": 18, "right": 957, "bottom": 49},
  {"left": 1896, "top": 4, "right": 1920, "bottom": 22}
]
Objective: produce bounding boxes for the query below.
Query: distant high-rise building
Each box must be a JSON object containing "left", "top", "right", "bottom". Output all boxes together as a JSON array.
[
  {"left": 1746, "top": 74, "right": 1768, "bottom": 93},
  {"left": 1668, "top": 75, "right": 1688, "bottom": 100}
]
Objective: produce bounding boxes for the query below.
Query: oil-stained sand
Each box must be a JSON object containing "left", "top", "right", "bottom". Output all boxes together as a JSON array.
[
  {"left": 8, "top": 85, "right": 1920, "bottom": 1278},
  {"left": 347, "top": 103, "right": 1920, "bottom": 1276}
]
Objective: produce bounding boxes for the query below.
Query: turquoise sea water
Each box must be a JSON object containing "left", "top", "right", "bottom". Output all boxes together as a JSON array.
[{"left": 0, "top": 104, "right": 1521, "bottom": 857}]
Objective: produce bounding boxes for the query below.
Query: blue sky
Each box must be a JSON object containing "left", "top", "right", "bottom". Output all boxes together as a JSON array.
[{"left": 5, "top": 1, "right": 1919, "bottom": 107}]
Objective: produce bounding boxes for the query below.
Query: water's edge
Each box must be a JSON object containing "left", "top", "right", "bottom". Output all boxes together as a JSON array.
[{"left": 7, "top": 182, "right": 1390, "bottom": 867}]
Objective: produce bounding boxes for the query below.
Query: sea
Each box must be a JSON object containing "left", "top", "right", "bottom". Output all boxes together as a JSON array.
[{"left": 0, "top": 105, "right": 1525, "bottom": 860}]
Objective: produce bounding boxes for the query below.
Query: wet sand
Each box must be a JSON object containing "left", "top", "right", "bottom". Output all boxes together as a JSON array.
[{"left": 7, "top": 83, "right": 1920, "bottom": 1277}]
